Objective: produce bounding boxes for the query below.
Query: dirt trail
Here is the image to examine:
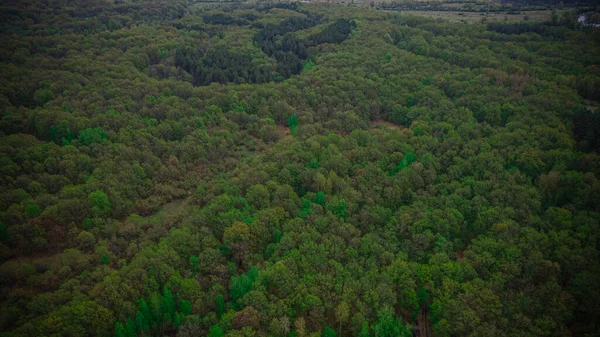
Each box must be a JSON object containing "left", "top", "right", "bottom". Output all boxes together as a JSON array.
[
  {"left": 415, "top": 307, "right": 432, "bottom": 337},
  {"left": 371, "top": 120, "right": 404, "bottom": 131}
]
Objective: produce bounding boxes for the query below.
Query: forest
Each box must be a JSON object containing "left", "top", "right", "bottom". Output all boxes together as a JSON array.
[{"left": 0, "top": 0, "right": 600, "bottom": 337}]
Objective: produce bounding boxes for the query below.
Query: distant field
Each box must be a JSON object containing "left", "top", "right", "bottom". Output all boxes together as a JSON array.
[{"left": 400, "top": 9, "right": 575, "bottom": 23}]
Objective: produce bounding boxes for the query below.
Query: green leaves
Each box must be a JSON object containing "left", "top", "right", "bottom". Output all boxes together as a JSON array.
[
  {"left": 89, "top": 190, "right": 110, "bottom": 218},
  {"left": 25, "top": 204, "right": 41, "bottom": 218},
  {"left": 78, "top": 127, "right": 107, "bottom": 146},
  {"left": 372, "top": 307, "right": 412, "bottom": 337},
  {"left": 314, "top": 191, "right": 325, "bottom": 206},
  {"left": 100, "top": 254, "right": 109, "bottom": 265},
  {"left": 288, "top": 114, "right": 299, "bottom": 136},
  {"left": 34, "top": 88, "right": 54, "bottom": 106},
  {"left": 216, "top": 294, "right": 225, "bottom": 318},
  {"left": 230, "top": 266, "right": 260, "bottom": 301},
  {"left": 322, "top": 326, "right": 337, "bottom": 337}
]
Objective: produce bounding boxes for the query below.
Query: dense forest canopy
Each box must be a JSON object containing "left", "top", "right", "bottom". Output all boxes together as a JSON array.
[{"left": 1, "top": 1, "right": 600, "bottom": 337}]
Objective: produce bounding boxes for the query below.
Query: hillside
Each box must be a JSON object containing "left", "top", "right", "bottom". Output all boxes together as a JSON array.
[{"left": 1, "top": 1, "right": 600, "bottom": 337}]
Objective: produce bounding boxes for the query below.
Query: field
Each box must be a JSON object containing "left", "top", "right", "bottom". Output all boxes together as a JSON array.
[{"left": 400, "top": 8, "right": 575, "bottom": 23}]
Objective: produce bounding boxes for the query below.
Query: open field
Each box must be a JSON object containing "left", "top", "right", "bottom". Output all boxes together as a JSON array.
[{"left": 400, "top": 8, "right": 575, "bottom": 23}]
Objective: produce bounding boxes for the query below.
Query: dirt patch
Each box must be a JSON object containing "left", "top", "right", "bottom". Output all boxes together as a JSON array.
[
  {"left": 584, "top": 99, "right": 599, "bottom": 113},
  {"left": 371, "top": 120, "right": 405, "bottom": 131},
  {"left": 277, "top": 124, "right": 291, "bottom": 137}
]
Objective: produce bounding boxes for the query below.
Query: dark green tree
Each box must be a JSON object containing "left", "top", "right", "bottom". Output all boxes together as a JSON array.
[{"left": 216, "top": 294, "right": 225, "bottom": 318}]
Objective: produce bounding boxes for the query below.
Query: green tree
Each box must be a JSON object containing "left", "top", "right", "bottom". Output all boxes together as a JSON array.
[
  {"left": 125, "top": 319, "right": 136, "bottom": 337},
  {"left": 288, "top": 114, "right": 299, "bottom": 135},
  {"left": 100, "top": 254, "right": 109, "bottom": 265},
  {"left": 189, "top": 255, "right": 200, "bottom": 274},
  {"left": 180, "top": 300, "right": 192, "bottom": 316},
  {"left": 323, "top": 326, "right": 337, "bottom": 337},
  {"left": 89, "top": 190, "right": 110, "bottom": 217},
  {"left": 78, "top": 127, "right": 107, "bottom": 146},
  {"left": 114, "top": 322, "right": 126, "bottom": 337},
  {"left": 372, "top": 307, "right": 411, "bottom": 337},
  {"left": 34, "top": 88, "right": 54, "bottom": 106},
  {"left": 136, "top": 310, "right": 149, "bottom": 333},
  {"left": 359, "top": 322, "right": 372, "bottom": 337},
  {"left": 314, "top": 191, "right": 326, "bottom": 206},
  {"left": 209, "top": 325, "right": 224, "bottom": 337},
  {"left": 335, "top": 301, "right": 350, "bottom": 336},
  {"left": 216, "top": 294, "right": 225, "bottom": 318},
  {"left": 25, "top": 204, "right": 41, "bottom": 218},
  {"left": 162, "top": 286, "right": 175, "bottom": 324}
]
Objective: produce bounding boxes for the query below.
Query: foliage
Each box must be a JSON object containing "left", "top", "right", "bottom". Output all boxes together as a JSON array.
[{"left": 0, "top": 2, "right": 599, "bottom": 337}]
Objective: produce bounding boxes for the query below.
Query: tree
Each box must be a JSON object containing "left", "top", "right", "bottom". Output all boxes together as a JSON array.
[
  {"left": 335, "top": 302, "right": 350, "bottom": 336},
  {"left": 139, "top": 299, "right": 152, "bottom": 331},
  {"left": 314, "top": 191, "right": 325, "bottom": 206},
  {"left": 180, "top": 300, "right": 192, "bottom": 316},
  {"left": 372, "top": 307, "right": 411, "bottom": 337},
  {"left": 114, "top": 322, "right": 126, "bottom": 337},
  {"left": 25, "top": 204, "right": 41, "bottom": 218},
  {"left": 216, "top": 294, "right": 225, "bottom": 318},
  {"left": 246, "top": 184, "right": 271, "bottom": 209},
  {"left": 136, "top": 310, "right": 149, "bottom": 333},
  {"left": 125, "top": 319, "right": 136, "bottom": 337},
  {"left": 359, "top": 322, "right": 372, "bottom": 337},
  {"left": 100, "top": 254, "right": 109, "bottom": 265},
  {"left": 209, "top": 325, "right": 224, "bottom": 337},
  {"left": 189, "top": 255, "right": 200, "bottom": 274},
  {"left": 78, "top": 127, "right": 107, "bottom": 146},
  {"left": 288, "top": 114, "right": 299, "bottom": 135},
  {"left": 161, "top": 286, "right": 175, "bottom": 324},
  {"left": 89, "top": 190, "right": 110, "bottom": 217},
  {"left": 323, "top": 326, "right": 337, "bottom": 337}
]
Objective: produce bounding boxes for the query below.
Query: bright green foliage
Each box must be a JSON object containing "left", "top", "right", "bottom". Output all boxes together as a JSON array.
[
  {"left": 189, "top": 255, "right": 200, "bottom": 273},
  {"left": 372, "top": 308, "right": 412, "bottom": 337},
  {"left": 216, "top": 294, "right": 225, "bottom": 318},
  {"left": 273, "top": 229, "right": 282, "bottom": 244},
  {"left": 314, "top": 191, "right": 325, "bottom": 206},
  {"left": 384, "top": 53, "right": 392, "bottom": 62},
  {"left": 100, "top": 254, "right": 109, "bottom": 265},
  {"left": 89, "top": 190, "right": 110, "bottom": 217},
  {"left": 209, "top": 325, "right": 224, "bottom": 337},
  {"left": 25, "top": 204, "right": 41, "bottom": 218},
  {"left": 359, "top": 322, "right": 372, "bottom": 337},
  {"left": 180, "top": 300, "right": 192, "bottom": 316},
  {"left": 230, "top": 267, "right": 259, "bottom": 301},
  {"left": 114, "top": 322, "right": 126, "bottom": 337},
  {"left": 307, "top": 158, "right": 319, "bottom": 168},
  {"left": 298, "top": 199, "right": 313, "bottom": 218},
  {"left": 78, "top": 127, "right": 107, "bottom": 146},
  {"left": 288, "top": 114, "right": 299, "bottom": 135},
  {"left": 125, "top": 319, "right": 135, "bottom": 337},
  {"left": 161, "top": 286, "right": 175, "bottom": 323},
  {"left": 173, "top": 312, "right": 184, "bottom": 329},
  {"left": 332, "top": 199, "right": 348, "bottom": 220},
  {"left": 396, "top": 152, "right": 416, "bottom": 172},
  {"left": 322, "top": 326, "right": 337, "bottom": 337},
  {"left": 302, "top": 59, "right": 316, "bottom": 72},
  {"left": 139, "top": 299, "right": 151, "bottom": 329},
  {"left": 135, "top": 311, "right": 149, "bottom": 333},
  {"left": 413, "top": 125, "right": 423, "bottom": 136}
]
